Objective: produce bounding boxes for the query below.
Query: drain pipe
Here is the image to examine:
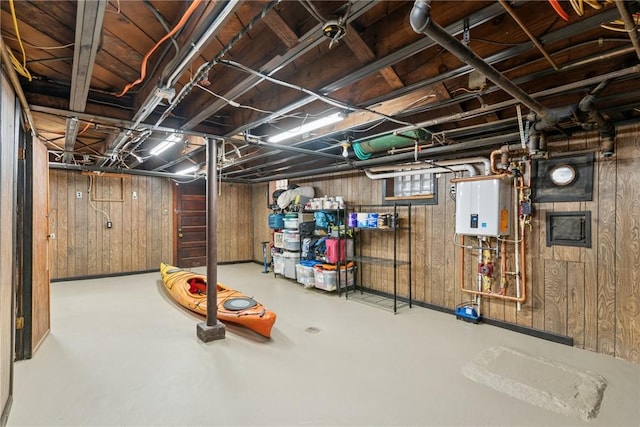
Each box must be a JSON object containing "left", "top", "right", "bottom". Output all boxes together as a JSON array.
[
  {"left": 579, "top": 94, "right": 616, "bottom": 157},
  {"left": 410, "top": 0, "right": 555, "bottom": 123}
]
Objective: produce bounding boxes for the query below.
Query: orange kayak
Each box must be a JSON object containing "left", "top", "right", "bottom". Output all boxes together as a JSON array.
[{"left": 160, "top": 262, "right": 276, "bottom": 338}]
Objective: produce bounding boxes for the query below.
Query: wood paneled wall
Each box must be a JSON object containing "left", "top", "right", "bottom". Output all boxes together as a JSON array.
[
  {"left": 0, "top": 73, "right": 18, "bottom": 424},
  {"left": 252, "top": 183, "right": 269, "bottom": 263},
  {"left": 217, "top": 182, "right": 254, "bottom": 262},
  {"left": 258, "top": 124, "right": 640, "bottom": 363},
  {"left": 49, "top": 171, "right": 174, "bottom": 279},
  {"left": 49, "top": 173, "right": 255, "bottom": 279}
]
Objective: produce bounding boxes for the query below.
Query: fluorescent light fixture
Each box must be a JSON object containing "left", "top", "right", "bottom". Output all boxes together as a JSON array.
[
  {"left": 268, "top": 112, "right": 344, "bottom": 143},
  {"left": 150, "top": 133, "right": 181, "bottom": 155},
  {"left": 176, "top": 165, "right": 199, "bottom": 175}
]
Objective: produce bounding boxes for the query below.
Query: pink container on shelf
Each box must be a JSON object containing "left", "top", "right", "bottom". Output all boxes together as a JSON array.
[{"left": 326, "top": 238, "right": 346, "bottom": 264}]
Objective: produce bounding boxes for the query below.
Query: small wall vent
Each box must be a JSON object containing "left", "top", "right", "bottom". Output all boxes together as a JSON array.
[{"left": 546, "top": 211, "right": 591, "bottom": 248}]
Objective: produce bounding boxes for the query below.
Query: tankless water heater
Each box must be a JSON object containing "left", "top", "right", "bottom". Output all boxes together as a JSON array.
[{"left": 454, "top": 176, "right": 512, "bottom": 237}]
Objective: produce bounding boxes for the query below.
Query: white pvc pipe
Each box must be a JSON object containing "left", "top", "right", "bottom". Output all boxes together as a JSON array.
[
  {"left": 365, "top": 164, "right": 476, "bottom": 180},
  {"left": 368, "top": 157, "right": 491, "bottom": 175}
]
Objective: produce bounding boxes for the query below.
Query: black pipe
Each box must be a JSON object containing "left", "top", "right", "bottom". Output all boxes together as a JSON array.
[
  {"left": 206, "top": 137, "right": 219, "bottom": 327},
  {"left": 579, "top": 95, "right": 616, "bottom": 157},
  {"left": 410, "top": 0, "right": 554, "bottom": 122}
]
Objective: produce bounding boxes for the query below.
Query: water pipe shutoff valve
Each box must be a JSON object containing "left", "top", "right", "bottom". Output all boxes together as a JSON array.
[{"left": 478, "top": 262, "right": 493, "bottom": 276}]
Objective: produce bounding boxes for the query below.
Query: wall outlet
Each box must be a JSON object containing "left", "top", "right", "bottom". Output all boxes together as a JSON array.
[
  {"left": 76, "top": 191, "right": 82, "bottom": 199},
  {"left": 106, "top": 221, "right": 112, "bottom": 229},
  {"left": 132, "top": 191, "right": 137, "bottom": 200}
]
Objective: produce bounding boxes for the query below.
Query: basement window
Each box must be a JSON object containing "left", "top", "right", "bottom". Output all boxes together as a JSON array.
[{"left": 382, "top": 172, "right": 438, "bottom": 205}]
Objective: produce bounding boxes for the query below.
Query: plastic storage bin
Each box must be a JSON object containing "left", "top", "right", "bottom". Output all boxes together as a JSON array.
[
  {"left": 283, "top": 230, "right": 300, "bottom": 251},
  {"left": 273, "top": 253, "right": 284, "bottom": 275},
  {"left": 283, "top": 218, "right": 299, "bottom": 229},
  {"left": 269, "top": 213, "right": 284, "bottom": 229},
  {"left": 295, "top": 264, "right": 315, "bottom": 288},
  {"left": 283, "top": 252, "right": 300, "bottom": 279},
  {"left": 314, "top": 265, "right": 355, "bottom": 291},
  {"left": 273, "top": 232, "right": 284, "bottom": 249}
]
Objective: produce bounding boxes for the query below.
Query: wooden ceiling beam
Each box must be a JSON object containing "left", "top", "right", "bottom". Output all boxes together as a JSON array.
[
  {"left": 262, "top": 11, "right": 299, "bottom": 49},
  {"left": 69, "top": 0, "right": 107, "bottom": 111},
  {"left": 64, "top": 0, "right": 107, "bottom": 163},
  {"left": 343, "top": 24, "right": 404, "bottom": 90}
]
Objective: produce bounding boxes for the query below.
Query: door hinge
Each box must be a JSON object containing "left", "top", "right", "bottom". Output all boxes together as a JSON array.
[
  {"left": 16, "top": 316, "right": 24, "bottom": 330},
  {"left": 18, "top": 148, "right": 26, "bottom": 160}
]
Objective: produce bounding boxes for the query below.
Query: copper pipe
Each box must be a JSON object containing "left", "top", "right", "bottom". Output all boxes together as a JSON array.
[
  {"left": 519, "top": 177, "right": 528, "bottom": 306},
  {"left": 460, "top": 235, "right": 466, "bottom": 298},
  {"left": 461, "top": 287, "right": 526, "bottom": 302},
  {"left": 499, "top": 0, "right": 559, "bottom": 70},
  {"left": 490, "top": 149, "right": 503, "bottom": 174},
  {"left": 490, "top": 145, "right": 528, "bottom": 175},
  {"left": 451, "top": 173, "right": 510, "bottom": 183},
  {"left": 519, "top": 220, "right": 527, "bottom": 303},
  {"left": 459, "top": 178, "right": 528, "bottom": 304},
  {"left": 614, "top": 0, "right": 640, "bottom": 60},
  {"left": 500, "top": 238, "right": 507, "bottom": 292}
]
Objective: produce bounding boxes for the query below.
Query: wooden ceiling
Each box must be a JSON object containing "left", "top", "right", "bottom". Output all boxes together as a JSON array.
[{"left": 1, "top": 0, "right": 639, "bottom": 182}]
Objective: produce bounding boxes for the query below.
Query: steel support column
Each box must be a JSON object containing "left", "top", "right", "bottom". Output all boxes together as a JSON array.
[{"left": 197, "top": 137, "right": 225, "bottom": 342}]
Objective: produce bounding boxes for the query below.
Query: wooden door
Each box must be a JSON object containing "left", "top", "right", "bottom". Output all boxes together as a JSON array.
[
  {"left": 15, "top": 135, "right": 50, "bottom": 360},
  {"left": 175, "top": 182, "right": 207, "bottom": 267},
  {"left": 30, "top": 137, "right": 50, "bottom": 353}
]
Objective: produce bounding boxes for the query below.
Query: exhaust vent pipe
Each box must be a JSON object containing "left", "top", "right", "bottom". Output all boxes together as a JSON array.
[{"left": 410, "top": 0, "right": 556, "bottom": 123}]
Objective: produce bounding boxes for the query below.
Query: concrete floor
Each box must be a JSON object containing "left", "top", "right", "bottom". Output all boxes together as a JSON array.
[{"left": 8, "top": 263, "right": 639, "bottom": 426}]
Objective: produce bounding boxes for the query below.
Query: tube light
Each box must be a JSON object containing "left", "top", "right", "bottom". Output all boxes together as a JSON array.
[
  {"left": 176, "top": 165, "right": 199, "bottom": 175},
  {"left": 150, "top": 133, "right": 182, "bottom": 155},
  {"left": 267, "top": 113, "right": 344, "bottom": 143}
]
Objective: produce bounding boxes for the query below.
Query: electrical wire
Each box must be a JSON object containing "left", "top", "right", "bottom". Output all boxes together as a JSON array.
[
  {"left": 87, "top": 176, "right": 112, "bottom": 223},
  {"left": 7, "top": 0, "right": 32, "bottom": 80},
  {"left": 107, "top": 0, "right": 121, "bottom": 14},
  {"left": 1, "top": 36, "right": 74, "bottom": 51},
  {"left": 218, "top": 59, "right": 417, "bottom": 128},
  {"left": 195, "top": 84, "right": 279, "bottom": 115},
  {"left": 196, "top": 83, "right": 345, "bottom": 125},
  {"left": 548, "top": 0, "right": 570, "bottom": 21},
  {"left": 299, "top": 0, "right": 325, "bottom": 24},
  {"left": 469, "top": 37, "right": 523, "bottom": 47},
  {"left": 155, "top": 0, "right": 280, "bottom": 126},
  {"left": 115, "top": 0, "right": 202, "bottom": 97},
  {"left": 143, "top": 0, "right": 179, "bottom": 55},
  {"left": 567, "top": 0, "right": 627, "bottom": 31},
  {"left": 601, "top": 14, "right": 640, "bottom": 32}
]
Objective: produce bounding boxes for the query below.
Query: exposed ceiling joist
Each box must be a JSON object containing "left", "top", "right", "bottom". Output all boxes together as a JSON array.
[{"left": 64, "top": 0, "right": 107, "bottom": 163}]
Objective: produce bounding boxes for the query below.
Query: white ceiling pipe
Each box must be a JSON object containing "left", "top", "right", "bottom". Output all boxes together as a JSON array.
[
  {"left": 365, "top": 163, "right": 476, "bottom": 180},
  {"left": 368, "top": 157, "right": 490, "bottom": 175}
]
